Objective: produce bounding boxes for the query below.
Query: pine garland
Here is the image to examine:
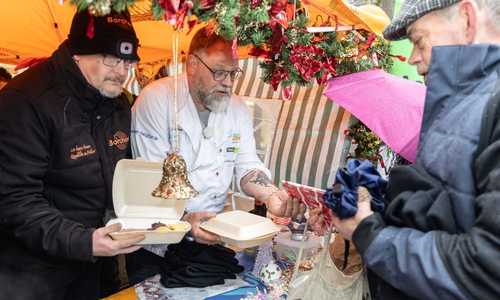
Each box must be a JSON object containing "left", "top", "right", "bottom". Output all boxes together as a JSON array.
[
  {"left": 68, "top": 0, "right": 396, "bottom": 160},
  {"left": 67, "top": 0, "right": 394, "bottom": 96},
  {"left": 345, "top": 120, "right": 386, "bottom": 167}
]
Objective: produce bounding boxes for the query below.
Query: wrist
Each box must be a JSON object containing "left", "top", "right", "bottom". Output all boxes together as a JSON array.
[{"left": 265, "top": 188, "right": 282, "bottom": 213}]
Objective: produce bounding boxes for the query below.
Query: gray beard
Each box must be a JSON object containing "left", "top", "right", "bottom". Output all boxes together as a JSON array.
[
  {"left": 99, "top": 88, "right": 122, "bottom": 98},
  {"left": 204, "top": 96, "right": 229, "bottom": 111},
  {"left": 199, "top": 88, "right": 230, "bottom": 112}
]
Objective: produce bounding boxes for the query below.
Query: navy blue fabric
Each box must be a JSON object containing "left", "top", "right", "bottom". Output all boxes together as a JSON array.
[{"left": 323, "top": 159, "right": 387, "bottom": 219}]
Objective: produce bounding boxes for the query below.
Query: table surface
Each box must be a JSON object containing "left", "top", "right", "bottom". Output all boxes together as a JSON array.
[{"left": 103, "top": 251, "right": 266, "bottom": 300}]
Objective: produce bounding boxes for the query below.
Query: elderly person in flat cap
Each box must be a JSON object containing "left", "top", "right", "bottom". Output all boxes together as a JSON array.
[
  {"left": 309, "top": 0, "right": 500, "bottom": 299},
  {"left": 0, "top": 9, "right": 145, "bottom": 300}
]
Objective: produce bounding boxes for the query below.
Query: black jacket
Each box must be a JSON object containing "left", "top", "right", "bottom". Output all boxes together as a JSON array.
[{"left": 0, "top": 41, "right": 131, "bottom": 269}]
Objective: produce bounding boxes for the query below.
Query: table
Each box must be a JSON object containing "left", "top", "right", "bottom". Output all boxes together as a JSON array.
[{"left": 103, "top": 250, "right": 266, "bottom": 300}]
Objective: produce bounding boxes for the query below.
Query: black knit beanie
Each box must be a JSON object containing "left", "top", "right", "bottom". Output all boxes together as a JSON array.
[{"left": 68, "top": 9, "right": 140, "bottom": 61}]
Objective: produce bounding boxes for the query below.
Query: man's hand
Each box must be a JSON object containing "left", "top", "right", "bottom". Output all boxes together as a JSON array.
[
  {"left": 332, "top": 186, "right": 374, "bottom": 241},
  {"left": 308, "top": 207, "right": 326, "bottom": 235},
  {"left": 267, "top": 189, "right": 307, "bottom": 218},
  {"left": 93, "top": 223, "right": 145, "bottom": 257},
  {"left": 182, "top": 211, "right": 222, "bottom": 245},
  {"left": 239, "top": 170, "right": 305, "bottom": 218}
]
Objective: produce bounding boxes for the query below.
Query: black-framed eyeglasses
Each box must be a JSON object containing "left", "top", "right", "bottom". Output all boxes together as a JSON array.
[
  {"left": 194, "top": 55, "right": 243, "bottom": 82},
  {"left": 102, "top": 54, "right": 138, "bottom": 70}
]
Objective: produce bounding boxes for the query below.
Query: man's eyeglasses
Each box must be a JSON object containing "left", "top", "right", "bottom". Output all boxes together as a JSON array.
[
  {"left": 194, "top": 55, "right": 243, "bottom": 82},
  {"left": 102, "top": 54, "right": 138, "bottom": 70}
]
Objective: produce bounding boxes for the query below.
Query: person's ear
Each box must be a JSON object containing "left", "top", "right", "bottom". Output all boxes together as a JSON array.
[
  {"left": 186, "top": 54, "right": 197, "bottom": 75},
  {"left": 460, "top": 0, "right": 479, "bottom": 44}
]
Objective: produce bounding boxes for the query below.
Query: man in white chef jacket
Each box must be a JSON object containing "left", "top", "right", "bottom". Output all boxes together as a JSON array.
[{"left": 127, "top": 26, "right": 305, "bottom": 285}]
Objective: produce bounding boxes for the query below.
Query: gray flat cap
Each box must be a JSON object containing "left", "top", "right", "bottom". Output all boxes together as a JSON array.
[{"left": 382, "top": 0, "right": 462, "bottom": 41}]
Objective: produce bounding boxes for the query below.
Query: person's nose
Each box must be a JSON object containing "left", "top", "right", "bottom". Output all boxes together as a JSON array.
[
  {"left": 407, "top": 47, "right": 420, "bottom": 66},
  {"left": 220, "top": 73, "right": 233, "bottom": 87},
  {"left": 115, "top": 61, "right": 129, "bottom": 76}
]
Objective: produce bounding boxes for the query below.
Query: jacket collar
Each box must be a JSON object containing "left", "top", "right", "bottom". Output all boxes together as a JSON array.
[{"left": 421, "top": 44, "right": 500, "bottom": 135}]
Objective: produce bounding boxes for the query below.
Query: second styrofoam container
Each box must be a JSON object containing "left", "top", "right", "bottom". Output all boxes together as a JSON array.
[{"left": 200, "top": 210, "right": 280, "bottom": 248}]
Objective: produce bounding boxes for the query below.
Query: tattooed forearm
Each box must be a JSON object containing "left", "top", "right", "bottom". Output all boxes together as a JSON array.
[{"left": 241, "top": 170, "right": 273, "bottom": 189}]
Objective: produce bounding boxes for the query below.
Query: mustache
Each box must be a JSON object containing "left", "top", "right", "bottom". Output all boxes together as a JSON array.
[
  {"left": 105, "top": 76, "right": 126, "bottom": 84},
  {"left": 211, "top": 85, "right": 231, "bottom": 94}
]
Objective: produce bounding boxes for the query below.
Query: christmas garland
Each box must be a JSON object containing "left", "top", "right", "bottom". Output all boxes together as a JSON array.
[
  {"left": 67, "top": 0, "right": 394, "bottom": 99},
  {"left": 345, "top": 120, "right": 387, "bottom": 168}
]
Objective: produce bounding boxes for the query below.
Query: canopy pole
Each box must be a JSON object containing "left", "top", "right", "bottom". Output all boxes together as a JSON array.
[{"left": 45, "top": 0, "right": 65, "bottom": 44}]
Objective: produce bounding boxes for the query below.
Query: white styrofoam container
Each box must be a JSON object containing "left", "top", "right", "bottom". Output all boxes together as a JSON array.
[
  {"left": 200, "top": 210, "right": 280, "bottom": 248},
  {"left": 106, "top": 158, "right": 191, "bottom": 245}
]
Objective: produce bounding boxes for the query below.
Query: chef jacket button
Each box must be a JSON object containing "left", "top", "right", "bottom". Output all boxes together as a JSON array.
[
  {"left": 96, "top": 115, "right": 101, "bottom": 120},
  {"left": 213, "top": 195, "right": 217, "bottom": 199},
  {"left": 219, "top": 148, "right": 222, "bottom": 152},
  {"left": 216, "top": 172, "right": 219, "bottom": 176}
]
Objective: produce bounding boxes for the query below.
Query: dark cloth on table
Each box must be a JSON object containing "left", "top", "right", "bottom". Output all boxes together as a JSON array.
[
  {"left": 159, "top": 238, "right": 245, "bottom": 288},
  {"left": 126, "top": 248, "right": 164, "bottom": 286}
]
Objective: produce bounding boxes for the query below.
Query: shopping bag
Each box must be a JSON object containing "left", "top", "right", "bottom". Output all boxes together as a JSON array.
[{"left": 287, "top": 223, "right": 371, "bottom": 300}]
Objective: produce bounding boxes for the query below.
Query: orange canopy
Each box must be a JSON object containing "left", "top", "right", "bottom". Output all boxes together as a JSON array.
[{"left": 0, "top": 0, "right": 389, "bottom": 65}]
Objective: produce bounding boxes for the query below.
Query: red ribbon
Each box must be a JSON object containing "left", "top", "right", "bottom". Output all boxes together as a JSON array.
[
  {"left": 199, "top": 0, "right": 216, "bottom": 9},
  {"left": 250, "top": 0, "right": 263, "bottom": 10},
  {"left": 232, "top": 38, "right": 238, "bottom": 59},
  {"left": 158, "top": 0, "right": 180, "bottom": 14},
  {"left": 388, "top": 54, "right": 407, "bottom": 62},
  {"left": 269, "top": 66, "right": 290, "bottom": 91},
  {"left": 359, "top": 33, "right": 375, "bottom": 52},
  {"left": 282, "top": 85, "right": 292, "bottom": 101},
  {"left": 86, "top": 13, "right": 94, "bottom": 39}
]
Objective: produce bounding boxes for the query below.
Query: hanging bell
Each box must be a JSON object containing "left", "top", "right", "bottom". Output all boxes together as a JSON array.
[{"left": 152, "top": 153, "right": 199, "bottom": 200}]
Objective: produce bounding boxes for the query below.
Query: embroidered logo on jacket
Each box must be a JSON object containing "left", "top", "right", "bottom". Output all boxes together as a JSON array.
[
  {"left": 227, "top": 147, "right": 239, "bottom": 153},
  {"left": 70, "top": 144, "right": 96, "bottom": 160},
  {"left": 109, "top": 131, "right": 129, "bottom": 150},
  {"left": 231, "top": 133, "right": 241, "bottom": 143}
]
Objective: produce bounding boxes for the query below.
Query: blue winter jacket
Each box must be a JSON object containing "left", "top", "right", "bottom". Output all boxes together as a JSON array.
[{"left": 353, "top": 44, "right": 500, "bottom": 300}]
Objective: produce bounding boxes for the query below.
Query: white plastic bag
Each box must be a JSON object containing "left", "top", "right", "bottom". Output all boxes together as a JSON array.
[{"left": 287, "top": 223, "right": 371, "bottom": 300}]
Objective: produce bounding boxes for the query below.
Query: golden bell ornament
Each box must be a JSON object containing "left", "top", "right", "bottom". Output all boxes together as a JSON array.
[{"left": 152, "top": 153, "right": 199, "bottom": 200}]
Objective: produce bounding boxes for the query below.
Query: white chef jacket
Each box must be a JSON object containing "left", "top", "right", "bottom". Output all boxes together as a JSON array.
[{"left": 131, "top": 72, "right": 271, "bottom": 215}]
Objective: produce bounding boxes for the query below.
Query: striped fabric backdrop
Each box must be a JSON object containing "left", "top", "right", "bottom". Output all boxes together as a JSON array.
[
  {"left": 271, "top": 89, "right": 355, "bottom": 190},
  {"left": 233, "top": 58, "right": 355, "bottom": 190},
  {"left": 123, "top": 67, "right": 142, "bottom": 95},
  {"left": 157, "top": 56, "right": 355, "bottom": 190}
]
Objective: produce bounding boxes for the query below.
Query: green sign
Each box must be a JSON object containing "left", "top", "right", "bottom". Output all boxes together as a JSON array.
[{"left": 388, "top": 0, "right": 424, "bottom": 83}]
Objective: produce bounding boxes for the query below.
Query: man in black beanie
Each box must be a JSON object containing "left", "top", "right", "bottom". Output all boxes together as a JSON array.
[{"left": 0, "top": 8, "right": 145, "bottom": 300}]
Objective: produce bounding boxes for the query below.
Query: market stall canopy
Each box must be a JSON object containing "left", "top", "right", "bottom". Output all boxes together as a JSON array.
[
  {"left": 0, "top": 0, "right": 390, "bottom": 65},
  {"left": 0, "top": 0, "right": 188, "bottom": 65}
]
